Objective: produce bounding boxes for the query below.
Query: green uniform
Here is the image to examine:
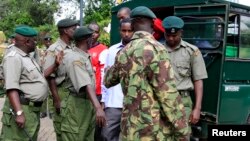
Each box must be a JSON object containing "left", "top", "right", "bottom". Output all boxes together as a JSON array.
[
  {"left": 43, "top": 38, "right": 73, "bottom": 141},
  {"left": 165, "top": 40, "right": 208, "bottom": 132},
  {"left": 61, "top": 47, "right": 95, "bottom": 141},
  {"left": 0, "top": 46, "right": 48, "bottom": 141},
  {"left": 104, "top": 31, "right": 189, "bottom": 141}
]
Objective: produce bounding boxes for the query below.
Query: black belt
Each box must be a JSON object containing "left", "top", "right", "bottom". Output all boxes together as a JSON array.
[
  {"left": 19, "top": 97, "right": 43, "bottom": 107},
  {"left": 178, "top": 90, "right": 190, "bottom": 97}
]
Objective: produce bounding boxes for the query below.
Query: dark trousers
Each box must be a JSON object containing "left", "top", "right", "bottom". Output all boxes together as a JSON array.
[
  {"left": 102, "top": 108, "right": 122, "bottom": 141},
  {"left": 95, "top": 95, "right": 104, "bottom": 141}
]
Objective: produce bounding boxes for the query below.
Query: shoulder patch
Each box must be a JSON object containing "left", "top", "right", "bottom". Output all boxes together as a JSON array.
[
  {"left": 73, "top": 60, "right": 84, "bottom": 67},
  {"left": 193, "top": 49, "right": 201, "bottom": 56}
]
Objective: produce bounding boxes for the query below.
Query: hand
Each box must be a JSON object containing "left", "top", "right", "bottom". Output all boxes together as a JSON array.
[
  {"left": 53, "top": 99, "right": 61, "bottom": 114},
  {"left": 55, "top": 50, "right": 64, "bottom": 66},
  {"left": 95, "top": 107, "right": 106, "bottom": 127},
  {"left": 189, "top": 108, "right": 201, "bottom": 124},
  {"left": 15, "top": 113, "right": 25, "bottom": 128}
]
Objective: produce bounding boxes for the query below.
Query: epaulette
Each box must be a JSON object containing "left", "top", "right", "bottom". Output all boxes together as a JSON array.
[
  {"left": 182, "top": 41, "right": 198, "bottom": 51},
  {"left": 6, "top": 50, "right": 16, "bottom": 57}
]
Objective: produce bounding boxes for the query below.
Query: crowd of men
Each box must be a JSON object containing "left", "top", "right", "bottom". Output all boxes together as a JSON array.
[{"left": 0, "top": 5, "right": 207, "bottom": 141}]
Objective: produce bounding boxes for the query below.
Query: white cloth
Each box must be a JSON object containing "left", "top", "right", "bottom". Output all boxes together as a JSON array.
[{"left": 101, "top": 42, "right": 124, "bottom": 108}]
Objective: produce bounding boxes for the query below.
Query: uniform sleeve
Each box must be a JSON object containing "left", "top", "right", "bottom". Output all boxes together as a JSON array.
[
  {"left": 147, "top": 48, "right": 190, "bottom": 137},
  {"left": 104, "top": 52, "right": 121, "bottom": 88},
  {"left": 68, "top": 60, "right": 92, "bottom": 93},
  {"left": 191, "top": 49, "right": 208, "bottom": 80},
  {"left": 43, "top": 50, "right": 56, "bottom": 77},
  {"left": 3, "top": 56, "right": 22, "bottom": 90}
]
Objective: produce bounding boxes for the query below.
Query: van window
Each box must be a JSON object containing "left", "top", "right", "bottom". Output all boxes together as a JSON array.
[
  {"left": 239, "top": 15, "right": 250, "bottom": 59},
  {"left": 181, "top": 16, "right": 223, "bottom": 49}
]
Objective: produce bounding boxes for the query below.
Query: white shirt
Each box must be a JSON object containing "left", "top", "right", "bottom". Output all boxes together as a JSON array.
[{"left": 101, "top": 42, "right": 124, "bottom": 108}]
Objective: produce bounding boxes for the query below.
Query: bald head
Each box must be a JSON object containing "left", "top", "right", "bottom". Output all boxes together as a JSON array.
[{"left": 117, "top": 7, "right": 131, "bottom": 22}]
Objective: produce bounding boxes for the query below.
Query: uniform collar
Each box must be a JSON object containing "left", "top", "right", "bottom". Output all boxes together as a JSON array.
[
  {"left": 73, "top": 47, "right": 90, "bottom": 58},
  {"left": 13, "top": 46, "right": 29, "bottom": 57},
  {"left": 165, "top": 39, "right": 185, "bottom": 52},
  {"left": 131, "top": 31, "right": 155, "bottom": 41},
  {"left": 57, "top": 38, "right": 73, "bottom": 49}
]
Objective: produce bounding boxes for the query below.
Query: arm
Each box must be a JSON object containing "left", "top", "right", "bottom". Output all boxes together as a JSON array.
[
  {"left": 7, "top": 89, "right": 25, "bottom": 128},
  {"left": 85, "top": 85, "right": 106, "bottom": 127},
  {"left": 43, "top": 50, "right": 62, "bottom": 114},
  {"left": 44, "top": 50, "right": 64, "bottom": 78},
  {"left": 190, "top": 49, "right": 207, "bottom": 124},
  {"left": 47, "top": 77, "right": 61, "bottom": 114},
  {"left": 3, "top": 56, "right": 25, "bottom": 128},
  {"left": 147, "top": 48, "right": 189, "bottom": 137},
  {"left": 103, "top": 53, "right": 121, "bottom": 88}
]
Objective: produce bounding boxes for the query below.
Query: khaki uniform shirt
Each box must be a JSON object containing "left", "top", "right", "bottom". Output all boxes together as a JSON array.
[
  {"left": 3, "top": 46, "right": 48, "bottom": 101},
  {"left": 43, "top": 38, "right": 73, "bottom": 85},
  {"left": 165, "top": 40, "right": 208, "bottom": 91},
  {"left": 64, "top": 47, "right": 95, "bottom": 94}
]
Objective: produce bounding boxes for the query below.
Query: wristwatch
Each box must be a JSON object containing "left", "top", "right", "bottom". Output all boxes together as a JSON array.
[{"left": 16, "top": 110, "right": 23, "bottom": 116}]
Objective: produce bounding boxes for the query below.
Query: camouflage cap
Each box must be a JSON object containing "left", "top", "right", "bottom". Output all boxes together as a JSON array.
[
  {"left": 57, "top": 18, "right": 79, "bottom": 28},
  {"left": 15, "top": 26, "right": 38, "bottom": 37},
  {"left": 73, "top": 26, "right": 93, "bottom": 41},
  {"left": 130, "top": 6, "right": 156, "bottom": 19},
  {"left": 162, "top": 16, "right": 184, "bottom": 34}
]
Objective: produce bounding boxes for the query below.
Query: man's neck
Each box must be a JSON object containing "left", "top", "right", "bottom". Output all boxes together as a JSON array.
[{"left": 60, "top": 36, "right": 71, "bottom": 45}]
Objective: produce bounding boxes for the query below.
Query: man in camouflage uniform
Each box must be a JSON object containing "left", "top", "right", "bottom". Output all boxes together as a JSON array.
[
  {"left": 43, "top": 18, "right": 78, "bottom": 141},
  {"left": 104, "top": 6, "right": 189, "bottom": 141},
  {"left": 0, "top": 26, "right": 48, "bottom": 140},
  {"left": 58, "top": 26, "right": 106, "bottom": 141},
  {"left": 162, "top": 16, "right": 208, "bottom": 139}
]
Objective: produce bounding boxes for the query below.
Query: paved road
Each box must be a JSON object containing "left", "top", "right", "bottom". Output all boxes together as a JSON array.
[{"left": 0, "top": 97, "right": 56, "bottom": 141}]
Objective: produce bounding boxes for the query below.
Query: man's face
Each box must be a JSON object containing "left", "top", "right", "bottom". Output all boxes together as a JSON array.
[
  {"left": 89, "top": 25, "right": 100, "bottom": 44},
  {"left": 86, "top": 35, "right": 93, "bottom": 49},
  {"left": 117, "top": 10, "right": 130, "bottom": 22},
  {"left": 26, "top": 37, "right": 37, "bottom": 52},
  {"left": 120, "top": 22, "right": 133, "bottom": 44},
  {"left": 164, "top": 30, "right": 182, "bottom": 48},
  {"left": 43, "top": 38, "right": 52, "bottom": 48},
  {"left": 65, "top": 25, "right": 77, "bottom": 39}
]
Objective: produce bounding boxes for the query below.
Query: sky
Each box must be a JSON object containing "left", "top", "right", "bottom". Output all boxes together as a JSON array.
[{"left": 238, "top": 0, "right": 250, "bottom": 6}]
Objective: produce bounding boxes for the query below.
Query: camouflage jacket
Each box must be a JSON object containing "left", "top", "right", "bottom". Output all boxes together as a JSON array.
[{"left": 104, "top": 31, "right": 190, "bottom": 140}]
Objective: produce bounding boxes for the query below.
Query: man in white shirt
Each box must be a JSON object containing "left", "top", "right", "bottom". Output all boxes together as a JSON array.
[{"left": 101, "top": 18, "right": 133, "bottom": 141}]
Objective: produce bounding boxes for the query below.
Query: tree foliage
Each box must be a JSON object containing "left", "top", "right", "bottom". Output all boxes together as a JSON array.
[
  {"left": 0, "top": 0, "right": 59, "bottom": 39},
  {"left": 83, "top": 0, "right": 114, "bottom": 46}
]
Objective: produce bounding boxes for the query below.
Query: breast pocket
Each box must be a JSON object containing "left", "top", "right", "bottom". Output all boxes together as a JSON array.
[
  {"left": 25, "top": 65, "right": 40, "bottom": 80},
  {"left": 176, "top": 61, "right": 191, "bottom": 77}
]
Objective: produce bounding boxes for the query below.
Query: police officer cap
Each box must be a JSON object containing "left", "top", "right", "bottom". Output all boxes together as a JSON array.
[
  {"left": 130, "top": 6, "right": 156, "bottom": 19},
  {"left": 73, "top": 26, "right": 93, "bottom": 41},
  {"left": 15, "top": 26, "right": 38, "bottom": 37},
  {"left": 57, "top": 18, "right": 79, "bottom": 28},
  {"left": 162, "top": 16, "right": 184, "bottom": 34},
  {"left": 44, "top": 34, "right": 52, "bottom": 41}
]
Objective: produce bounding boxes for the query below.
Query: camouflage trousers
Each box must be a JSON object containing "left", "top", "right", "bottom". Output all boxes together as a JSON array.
[
  {"left": 0, "top": 98, "right": 41, "bottom": 141},
  {"left": 181, "top": 95, "right": 193, "bottom": 138},
  {"left": 60, "top": 94, "right": 95, "bottom": 141}
]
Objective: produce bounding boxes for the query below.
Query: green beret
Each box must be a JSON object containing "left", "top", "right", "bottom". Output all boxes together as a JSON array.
[
  {"left": 130, "top": 6, "right": 156, "bottom": 19},
  {"left": 162, "top": 16, "right": 184, "bottom": 34},
  {"left": 15, "top": 26, "right": 38, "bottom": 37},
  {"left": 73, "top": 26, "right": 93, "bottom": 41},
  {"left": 57, "top": 18, "right": 79, "bottom": 28}
]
